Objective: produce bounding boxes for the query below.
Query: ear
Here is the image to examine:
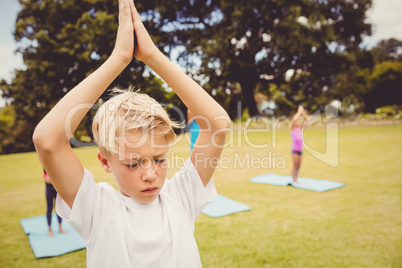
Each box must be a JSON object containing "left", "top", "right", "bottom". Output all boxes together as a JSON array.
[{"left": 97, "top": 151, "right": 112, "bottom": 173}]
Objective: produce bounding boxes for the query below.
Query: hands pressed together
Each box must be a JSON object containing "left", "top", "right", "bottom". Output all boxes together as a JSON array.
[
  {"left": 113, "top": 0, "right": 158, "bottom": 64},
  {"left": 297, "top": 105, "right": 304, "bottom": 114}
]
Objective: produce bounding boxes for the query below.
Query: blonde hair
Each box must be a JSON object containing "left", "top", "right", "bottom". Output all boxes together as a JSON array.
[{"left": 92, "top": 88, "right": 180, "bottom": 158}]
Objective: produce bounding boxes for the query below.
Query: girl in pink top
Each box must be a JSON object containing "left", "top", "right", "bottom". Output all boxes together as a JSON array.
[{"left": 290, "top": 106, "right": 309, "bottom": 185}]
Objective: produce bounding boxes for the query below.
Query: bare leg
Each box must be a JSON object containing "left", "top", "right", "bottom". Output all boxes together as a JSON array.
[
  {"left": 59, "top": 223, "right": 67, "bottom": 234},
  {"left": 57, "top": 215, "right": 67, "bottom": 234},
  {"left": 298, "top": 154, "right": 302, "bottom": 180},
  {"left": 292, "top": 154, "right": 302, "bottom": 185},
  {"left": 49, "top": 226, "right": 55, "bottom": 237}
]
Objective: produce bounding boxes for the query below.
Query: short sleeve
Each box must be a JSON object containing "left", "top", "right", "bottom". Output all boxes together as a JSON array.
[
  {"left": 56, "top": 168, "right": 119, "bottom": 240},
  {"left": 163, "top": 158, "right": 217, "bottom": 222}
]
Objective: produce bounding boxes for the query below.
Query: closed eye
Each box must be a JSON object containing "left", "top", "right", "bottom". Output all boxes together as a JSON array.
[
  {"left": 154, "top": 158, "right": 166, "bottom": 163},
  {"left": 125, "top": 158, "right": 166, "bottom": 169},
  {"left": 126, "top": 162, "right": 140, "bottom": 169}
]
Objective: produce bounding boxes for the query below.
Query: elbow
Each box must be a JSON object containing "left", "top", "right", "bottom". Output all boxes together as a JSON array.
[
  {"left": 32, "top": 125, "right": 50, "bottom": 152},
  {"left": 217, "top": 113, "right": 231, "bottom": 132},
  {"left": 32, "top": 125, "right": 42, "bottom": 147},
  {"left": 212, "top": 113, "right": 231, "bottom": 140},
  {"left": 33, "top": 124, "right": 64, "bottom": 153}
]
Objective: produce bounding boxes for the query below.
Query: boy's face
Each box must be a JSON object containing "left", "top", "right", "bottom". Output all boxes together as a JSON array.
[{"left": 98, "top": 130, "right": 169, "bottom": 203}]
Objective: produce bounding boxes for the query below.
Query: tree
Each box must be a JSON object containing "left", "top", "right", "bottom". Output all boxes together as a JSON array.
[
  {"left": 330, "top": 38, "right": 402, "bottom": 114},
  {"left": 0, "top": 0, "right": 180, "bottom": 154},
  {"left": 363, "top": 38, "right": 402, "bottom": 112},
  {"left": 0, "top": 105, "right": 16, "bottom": 154},
  {"left": 371, "top": 38, "right": 402, "bottom": 63},
  {"left": 0, "top": 0, "right": 375, "bottom": 153},
  {"left": 364, "top": 61, "right": 402, "bottom": 112},
  {"left": 331, "top": 64, "right": 371, "bottom": 114},
  {"left": 141, "top": 0, "right": 372, "bottom": 117}
]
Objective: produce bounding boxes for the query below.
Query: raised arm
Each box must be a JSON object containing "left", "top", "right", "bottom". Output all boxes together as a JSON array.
[
  {"left": 33, "top": 0, "right": 134, "bottom": 208},
  {"left": 187, "top": 109, "right": 194, "bottom": 125},
  {"left": 290, "top": 105, "right": 304, "bottom": 129},
  {"left": 130, "top": 2, "right": 230, "bottom": 186}
]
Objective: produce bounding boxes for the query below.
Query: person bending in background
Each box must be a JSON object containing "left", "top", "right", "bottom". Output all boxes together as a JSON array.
[
  {"left": 290, "top": 105, "right": 309, "bottom": 185},
  {"left": 43, "top": 169, "right": 67, "bottom": 237},
  {"left": 187, "top": 109, "right": 200, "bottom": 151}
]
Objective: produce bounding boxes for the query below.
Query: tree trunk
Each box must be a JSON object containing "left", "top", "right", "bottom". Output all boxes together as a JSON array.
[{"left": 239, "top": 80, "right": 259, "bottom": 117}]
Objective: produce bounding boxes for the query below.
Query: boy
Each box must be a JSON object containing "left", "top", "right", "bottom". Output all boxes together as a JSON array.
[{"left": 33, "top": 0, "right": 230, "bottom": 267}]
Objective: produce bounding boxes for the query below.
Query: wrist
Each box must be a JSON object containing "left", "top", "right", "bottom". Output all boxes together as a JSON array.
[
  {"left": 109, "top": 52, "right": 132, "bottom": 68},
  {"left": 142, "top": 49, "right": 164, "bottom": 67}
]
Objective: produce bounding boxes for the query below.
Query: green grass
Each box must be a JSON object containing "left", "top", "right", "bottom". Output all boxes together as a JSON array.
[{"left": 1, "top": 124, "right": 401, "bottom": 267}]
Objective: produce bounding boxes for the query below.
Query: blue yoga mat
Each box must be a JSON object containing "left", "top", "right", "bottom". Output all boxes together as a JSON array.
[
  {"left": 20, "top": 214, "right": 85, "bottom": 258},
  {"left": 250, "top": 173, "right": 345, "bottom": 192},
  {"left": 202, "top": 194, "right": 251, "bottom": 217}
]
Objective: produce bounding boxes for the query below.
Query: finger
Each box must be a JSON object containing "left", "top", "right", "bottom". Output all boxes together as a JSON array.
[
  {"left": 119, "top": 0, "right": 129, "bottom": 26},
  {"left": 119, "top": 0, "right": 131, "bottom": 25},
  {"left": 130, "top": 0, "right": 142, "bottom": 23},
  {"left": 127, "top": 0, "right": 136, "bottom": 48},
  {"left": 128, "top": 0, "right": 136, "bottom": 24},
  {"left": 118, "top": 0, "right": 123, "bottom": 24},
  {"left": 124, "top": 0, "right": 131, "bottom": 22},
  {"left": 130, "top": 0, "right": 145, "bottom": 39}
]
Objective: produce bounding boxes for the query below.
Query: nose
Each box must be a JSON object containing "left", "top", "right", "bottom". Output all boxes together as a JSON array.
[{"left": 141, "top": 159, "right": 157, "bottom": 182}]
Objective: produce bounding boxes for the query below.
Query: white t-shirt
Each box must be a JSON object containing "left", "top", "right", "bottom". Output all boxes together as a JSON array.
[{"left": 56, "top": 158, "right": 216, "bottom": 268}]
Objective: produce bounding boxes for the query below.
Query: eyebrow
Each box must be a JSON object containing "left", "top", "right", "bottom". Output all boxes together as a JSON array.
[
  {"left": 153, "top": 151, "right": 168, "bottom": 158},
  {"left": 124, "top": 150, "right": 168, "bottom": 162}
]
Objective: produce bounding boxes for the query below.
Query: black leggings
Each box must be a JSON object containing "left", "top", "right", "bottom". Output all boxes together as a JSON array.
[{"left": 46, "top": 183, "right": 62, "bottom": 226}]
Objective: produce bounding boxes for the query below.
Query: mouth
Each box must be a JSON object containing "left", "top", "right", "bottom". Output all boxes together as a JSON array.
[{"left": 141, "top": 187, "right": 159, "bottom": 194}]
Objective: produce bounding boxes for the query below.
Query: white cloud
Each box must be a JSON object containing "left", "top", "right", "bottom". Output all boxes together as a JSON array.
[
  {"left": 0, "top": 43, "right": 24, "bottom": 107},
  {"left": 0, "top": 43, "right": 24, "bottom": 83},
  {"left": 365, "top": 0, "right": 402, "bottom": 47}
]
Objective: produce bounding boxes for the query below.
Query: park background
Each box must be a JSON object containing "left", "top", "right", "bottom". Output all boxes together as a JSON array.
[{"left": 0, "top": 0, "right": 401, "bottom": 267}]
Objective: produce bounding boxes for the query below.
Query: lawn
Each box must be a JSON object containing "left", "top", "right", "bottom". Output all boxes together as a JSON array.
[{"left": 1, "top": 124, "right": 401, "bottom": 267}]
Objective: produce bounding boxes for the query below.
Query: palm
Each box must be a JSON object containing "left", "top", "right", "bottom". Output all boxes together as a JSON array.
[
  {"left": 131, "top": 3, "right": 158, "bottom": 62},
  {"left": 133, "top": 24, "right": 156, "bottom": 62},
  {"left": 113, "top": 0, "right": 134, "bottom": 63},
  {"left": 113, "top": 0, "right": 157, "bottom": 63}
]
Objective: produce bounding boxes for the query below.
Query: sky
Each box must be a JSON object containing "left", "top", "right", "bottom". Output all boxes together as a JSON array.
[{"left": 1, "top": 0, "right": 402, "bottom": 107}]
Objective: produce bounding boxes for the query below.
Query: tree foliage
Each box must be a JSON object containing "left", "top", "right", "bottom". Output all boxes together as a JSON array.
[
  {"left": 0, "top": 0, "right": 181, "bottom": 154},
  {"left": 0, "top": 106, "right": 16, "bottom": 154},
  {"left": 332, "top": 38, "right": 402, "bottom": 114},
  {"left": 364, "top": 61, "right": 402, "bottom": 112},
  {"left": 371, "top": 38, "right": 402, "bottom": 63},
  {"left": 1, "top": 0, "right": 392, "bottom": 154},
  {"left": 140, "top": 0, "right": 372, "bottom": 117}
]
